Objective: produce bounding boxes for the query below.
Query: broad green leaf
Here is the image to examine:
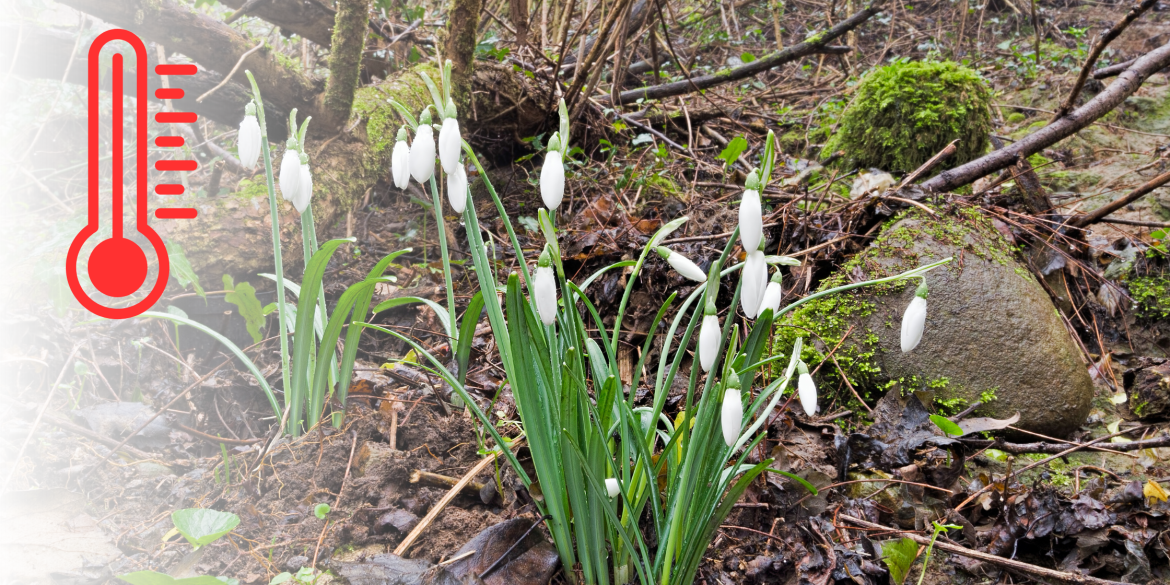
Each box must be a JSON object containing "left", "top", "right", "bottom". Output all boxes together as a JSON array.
[
  {"left": 929, "top": 414, "right": 963, "bottom": 437},
  {"left": 764, "top": 468, "right": 818, "bottom": 495},
  {"left": 881, "top": 538, "right": 920, "bottom": 585},
  {"left": 223, "top": 275, "right": 264, "bottom": 344},
  {"left": 313, "top": 503, "right": 331, "bottom": 519},
  {"left": 170, "top": 508, "right": 240, "bottom": 548},
  {"left": 716, "top": 135, "right": 748, "bottom": 168},
  {"left": 372, "top": 296, "right": 452, "bottom": 339},
  {"left": 118, "top": 571, "right": 224, "bottom": 585},
  {"left": 167, "top": 242, "right": 204, "bottom": 299}
]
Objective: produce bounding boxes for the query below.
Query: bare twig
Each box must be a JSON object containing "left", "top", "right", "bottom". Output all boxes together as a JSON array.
[
  {"left": 1068, "top": 169, "right": 1170, "bottom": 228},
  {"left": 839, "top": 514, "right": 1129, "bottom": 585},
  {"left": 1053, "top": 0, "right": 1157, "bottom": 120},
  {"left": 313, "top": 430, "right": 358, "bottom": 567},
  {"left": 962, "top": 432, "right": 1170, "bottom": 455},
  {"left": 3, "top": 345, "right": 83, "bottom": 492},
  {"left": 197, "top": 39, "right": 264, "bottom": 103},
  {"left": 897, "top": 140, "right": 958, "bottom": 188}
]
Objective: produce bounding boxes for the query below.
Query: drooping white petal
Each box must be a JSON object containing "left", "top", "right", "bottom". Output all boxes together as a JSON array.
[
  {"left": 533, "top": 265, "right": 558, "bottom": 326},
  {"left": 721, "top": 387, "right": 743, "bottom": 447},
  {"left": 666, "top": 251, "right": 707, "bottom": 282},
  {"left": 294, "top": 162, "right": 312, "bottom": 214},
  {"left": 237, "top": 115, "right": 261, "bottom": 169},
  {"left": 391, "top": 140, "right": 411, "bottom": 190},
  {"left": 699, "top": 314, "right": 720, "bottom": 373},
  {"left": 798, "top": 373, "right": 817, "bottom": 417},
  {"left": 759, "top": 280, "right": 783, "bottom": 317},
  {"left": 409, "top": 124, "right": 436, "bottom": 184},
  {"left": 447, "top": 161, "right": 468, "bottom": 213},
  {"left": 605, "top": 477, "right": 620, "bottom": 498},
  {"left": 279, "top": 149, "right": 301, "bottom": 202},
  {"left": 740, "top": 251, "right": 768, "bottom": 319},
  {"left": 901, "top": 296, "right": 928, "bottom": 353},
  {"left": 540, "top": 150, "right": 565, "bottom": 210},
  {"left": 438, "top": 118, "right": 461, "bottom": 174},
  {"left": 739, "top": 188, "right": 763, "bottom": 253}
]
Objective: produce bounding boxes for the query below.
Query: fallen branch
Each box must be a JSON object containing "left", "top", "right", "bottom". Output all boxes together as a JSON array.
[
  {"left": 921, "top": 41, "right": 1170, "bottom": 193},
  {"left": 838, "top": 514, "right": 1129, "bottom": 585},
  {"left": 1053, "top": 0, "right": 1156, "bottom": 120},
  {"left": 1093, "top": 58, "right": 1136, "bottom": 79},
  {"left": 961, "top": 433, "right": 1170, "bottom": 454},
  {"left": 601, "top": 0, "right": 881, "bottom": 106},
  {"left": 1067, "top": 169, "right": 1170, "bottom": 228}
]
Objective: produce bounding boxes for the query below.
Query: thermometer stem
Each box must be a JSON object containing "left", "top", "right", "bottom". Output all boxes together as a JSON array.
[{"left": 112, "top": 53, "right": 124, "bottom": 241}]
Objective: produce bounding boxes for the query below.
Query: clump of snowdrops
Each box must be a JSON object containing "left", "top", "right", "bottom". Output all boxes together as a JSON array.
[{"left": 149, "top": 61, "right": 951, "bottom": 583}]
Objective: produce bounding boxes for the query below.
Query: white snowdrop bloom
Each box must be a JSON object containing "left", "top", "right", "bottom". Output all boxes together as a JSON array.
[
  {"left": 901, "top": 281, "right": 929, "bottom": 353},
  {"left": 699, "top": 313, "right": 720, "bottom": 373},
  {"left": 739, "top": 171, "right": 763, "bottom": 253},
  {"left": 656, "top": 247, "right": 707, "bottom": 282},
  {"left": 237, "top": 102, "right": 261, "bottom": 170},
  {"left": 533, "top": 248, "right": 558, "bottom": 326},
  {"left": 294, "top": 153, "right": 312, "bottom": 214},
  {"left": 391, "top": 127, "right": 411, "bottom": 190},
  {"left": 759, "top": 272, "right": 783, "bottom": 317},
  {"left": 437, "top": 100, "right": 461, "bottom": 174},
  {"left": 540, "top": 133, "right": 565, "bottom": 210},
  {"left": 797, "top": 363, "right": 817, "bottom": 417},
  {"left": 605, "top": 477, "right": 621, "bottom": 499},
  {"left": 447, "top": 160, "right": 468, "bottom": 213},
  {"left": 279, "top": 142, "right": 301, "bottom": 203},
  {"left": 409, "top": 110, "right": 436, "bottom": 184},
  {"left": 740, "top": 250, "right": 768, "bottom": 319},
  {"left": 720, "top": 378, "right": 743, "bottom": 448}
]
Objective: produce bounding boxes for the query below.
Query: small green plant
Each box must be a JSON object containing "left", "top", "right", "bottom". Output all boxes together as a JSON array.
[
  {"left": 118, "top": 509, "right": 241, "bottom": 585},
  {"left": 215, "top": 442, "right": 233, "bottom": 485},
  {"left": 312, "top": 504, "right": 330, "bottom": 520},
  {"left": 269, "top": 567, "right": 318, "bottom": 585},
  {"left": 881, "top": 522, "right": 961, "bottom": 585},
  {"left": 929, "top": 414, "right": 963, "bottom": 437}
]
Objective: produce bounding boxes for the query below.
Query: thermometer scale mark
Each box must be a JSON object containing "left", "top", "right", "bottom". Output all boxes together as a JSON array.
[{"left": 66, "top": 29, "right": 202, "bottom": 319}]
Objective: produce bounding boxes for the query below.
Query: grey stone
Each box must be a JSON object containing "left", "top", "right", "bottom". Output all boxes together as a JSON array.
[{"left": 797, "top": 209, "right": 1094, "bottom": 437}]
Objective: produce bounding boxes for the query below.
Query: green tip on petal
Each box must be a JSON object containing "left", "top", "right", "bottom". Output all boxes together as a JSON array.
[
  {"left": 745, "top": 170, "right": 761, "bottom": 190},
  {"left": 770, "top": 271, "right": 783, "bottom": 284},
  {"left": 538, "top": 245, "right": 553, "bottom": 267},
  {"left": 420, "top": 108, "right": 433, "bottom": 125},
  {"left": 299, "top": 152, "right": 309, "bottom": 164},
  {"left": 547, "top": 132, "right": 562, "bottom": 153},
  {"left": 445, "top": 98, "right": 457, "bottom": 119},
  {"left": 654, "top": 246, "right": 672, "bottom": 260},
  {"left": 726, "top": 369, "right": 741, "bottom": 389},
  {"left": 396, "top": 127, "right": 408, "bottom": 141},
  {"left": 916, "top": 279, "right": 929, "bottom": 299},
  {"left": 796, "top": 359, "right": 809, "bottom": 375},
  {"left": 244, "top": 101, "right": 256, "bottom": 116}
]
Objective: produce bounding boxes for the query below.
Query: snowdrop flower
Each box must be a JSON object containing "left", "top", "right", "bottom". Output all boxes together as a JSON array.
[
  {"left": 699, "top": 311, "right": 720, "bottom": 373},
  {"left": 540, "top": 133, "right": 565, "bottom": 210},
  {"left": 294, "top": 152, "right": 312, "bottom": 214},
  {"left": 533, "top": 246, "right": 558, "bottom": 326},
  {"left": 391, "top": 127, "right": 411, "bottom": 190},
  {"left": 758, "top": 271, "right": 783, "bottom": 317},
  {"left": 797, "top": 360, "right": 817, "bottom": 417},
  {"left": 740, "top": 249, "right": 768, "bottom": 319},
  {"left": 605, "top": 477, "right": 621, "bottom": 499},
  {"left": 447, "top": 159, "right": 468, "bottom": 213},
  {"left": 901, "top": 280, "right": 929, "bottom": 353},
  {"left": 438, "top": 99, "right": 461, "bottom": 174},
  {"left": 410, "top": 109, "right": 436, "bottom": 184},
  {"left": 279, "top": 138, "right": 301, "bottom": 203},
  {"left": 655, "top": 246, "right": 707, "bottom": 283},
  {"left": 739, "top": 171, "right": 763, "bottom": 253},
  {"left": 237, "top": 102, "right": 261, "bottom": 170},
  {"left": 721, "top": 370, "right": 743, "bottom": 447}
]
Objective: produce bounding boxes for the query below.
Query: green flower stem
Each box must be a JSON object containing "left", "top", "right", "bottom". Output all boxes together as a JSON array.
[
  {"left": 428, "top": 176, "right": 457, "bottom": 343},
  {"left": 462, "top": 141, "right": 533, "bottom": 292},
  {"left": 773, "top": 257, "right": 953, "bottom": 320},
  {"left": 244, "top": 71, "right": 291, "bottom": 426}
]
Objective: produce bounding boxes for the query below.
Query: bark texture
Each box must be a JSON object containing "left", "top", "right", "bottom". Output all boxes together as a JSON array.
[
  {"left": 322, "top": 0, "right": 371, "bottom": 130},
  {"left": 443, "top": 0, "right": 486, "bottom": 110}
]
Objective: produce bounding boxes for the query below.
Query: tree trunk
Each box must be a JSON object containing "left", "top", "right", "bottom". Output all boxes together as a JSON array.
[{"left": 443, "top": 0, "right": 485, "bottom": 111}]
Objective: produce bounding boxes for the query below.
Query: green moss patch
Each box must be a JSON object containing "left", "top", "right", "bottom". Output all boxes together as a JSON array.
[
  {"left": 1129, "top": 275, "right": 1170, "bottom": 319},
  {"left": 823, "top": 60, "right": 993, "bottom": 174}
]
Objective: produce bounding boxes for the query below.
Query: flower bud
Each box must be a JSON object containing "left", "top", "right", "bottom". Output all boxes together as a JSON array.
[
  {"left": 410, "top": 110, "right": 436, "bottom": 184},
  {"left": 901, "top": 281, "right": 929, "bottom": 353},
  {"left": 797, "top": 361, "right": 817, "bottom": 417},
  {"left": 740, "top": 250, "right": 767, "bottom": 319},
  {"left": 438, "top": 99, "right": 461, "bottom": 173},
  {"left": 237, "top": 102, "right": 261, "bottom": 170},
  {"left": 391, "top": 127, "right": 411, "bottom": 190},
  {"left": 759, "top": 271, "right": 783, "bottom": 317},
  {"left": 279, "top": 140, "right": 301, "bottom": 203},
  {"left": 699, "top": 313, "right": 720, "bottom": 373},
  {"left": 447, "top": 160, "right": 468, "bottom": 213},
  {"left": 739, "top": 183, "right": 763, "bottom": 253},
  {"left": 605, "top": 477, "right": 620, "bottom": 499},
  {"left": 533, "top": 247, "right": 558, "bottom": 326},
  {"left": 721, "top": 370, "right": 743, "bottom": 447},
  {"left": 656, "top": 247, "right": 707, "bottom": 282},
  {"left": 540, "top": 149, "right": 565, "bottom": 210}
]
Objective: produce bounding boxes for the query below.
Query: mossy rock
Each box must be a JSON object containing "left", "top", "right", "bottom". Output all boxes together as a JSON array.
[
  {"left": 778, "top": 207, "right": 1093, "bottom": 437},
  {"left": 823, "top": 60, "right": 992, "bottom": 174}
]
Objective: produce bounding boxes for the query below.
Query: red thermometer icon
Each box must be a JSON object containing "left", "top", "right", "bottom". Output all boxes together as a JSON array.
[{"left": 66, "top": 29, "right": 198, "bottom": 319}]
